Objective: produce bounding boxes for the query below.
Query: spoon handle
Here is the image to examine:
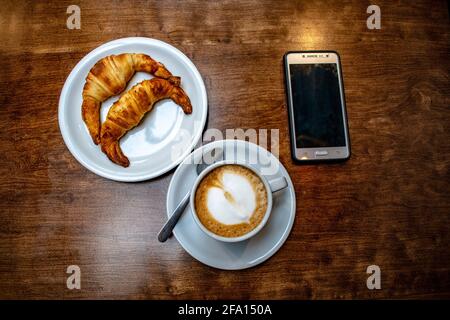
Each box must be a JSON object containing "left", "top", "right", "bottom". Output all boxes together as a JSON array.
[{"left": 157, "top": 191, "right": 191, "bottom": 242}]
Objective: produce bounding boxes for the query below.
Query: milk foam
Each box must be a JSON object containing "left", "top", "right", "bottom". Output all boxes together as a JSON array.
[{"left": 206, "top": 172, "right": 257, "bottom": 225}]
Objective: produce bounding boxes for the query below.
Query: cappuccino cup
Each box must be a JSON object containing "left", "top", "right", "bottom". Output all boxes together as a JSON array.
[{"left": 190, "top": 160, "right": 288, "bottom": 242}]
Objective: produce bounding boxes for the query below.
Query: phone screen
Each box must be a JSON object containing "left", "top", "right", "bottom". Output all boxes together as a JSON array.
[{"left": 289, "top": 63, "right": 346, "bottom": 148}]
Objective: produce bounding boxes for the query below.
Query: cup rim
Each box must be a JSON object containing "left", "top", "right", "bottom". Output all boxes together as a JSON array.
[{"left": 190, "top": 160, "right": 273, "bottom": 243}]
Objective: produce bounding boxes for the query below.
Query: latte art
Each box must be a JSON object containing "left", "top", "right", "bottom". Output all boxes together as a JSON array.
[
  {"left": 195, "top": 165, "right": 268, "bottom": 238},
  {"left": 207, "top": 172, "right": 256, "bottom": 224}
]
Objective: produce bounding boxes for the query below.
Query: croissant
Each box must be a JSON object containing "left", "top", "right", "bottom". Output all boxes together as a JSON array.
[
  {"left": 81, "top": 53, "right": 180, "bottom": 144},
  {"left": 100, "top": 78, "right": 192, "bottom": 167}
]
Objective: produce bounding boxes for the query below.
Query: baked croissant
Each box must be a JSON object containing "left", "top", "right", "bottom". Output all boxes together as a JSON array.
[
  {"left": 100, "top": 78, "right": 192, "bottom": 167},
  {"left": 82, "top": 53, "right": 180, "bottom": 144}
]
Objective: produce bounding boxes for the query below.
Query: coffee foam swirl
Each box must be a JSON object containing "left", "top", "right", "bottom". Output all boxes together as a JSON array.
[
  {"left": 194, "top": 165, "right": 268, "bottom": 238},
  {"left": 206, "top": 172, "right": 256, "bottom": 225}
]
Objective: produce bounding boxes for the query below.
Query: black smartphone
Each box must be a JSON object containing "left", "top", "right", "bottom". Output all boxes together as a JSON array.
[{"left": 284, "top": 51, "right": 351, "bottom": 162}]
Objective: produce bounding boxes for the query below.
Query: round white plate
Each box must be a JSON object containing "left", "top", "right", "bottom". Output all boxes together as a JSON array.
[
  {"left": 166, "top": 140, "right": 296, "bottom": 270},
  {"left": 58, "top": 37, "right": 207, "bottom": 182}
]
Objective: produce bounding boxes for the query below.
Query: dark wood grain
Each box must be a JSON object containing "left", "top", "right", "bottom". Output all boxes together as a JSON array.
[{"left": 0, "top": 0, "right": 449, "bottom": 299}]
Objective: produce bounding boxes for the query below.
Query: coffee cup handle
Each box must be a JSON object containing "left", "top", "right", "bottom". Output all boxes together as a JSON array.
[{"left": 268, "top": 176, "right": 288, "bottom": 193}]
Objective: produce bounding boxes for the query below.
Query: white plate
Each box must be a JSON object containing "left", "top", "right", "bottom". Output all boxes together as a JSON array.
[
  {"left": 58, "top": 37, "right": 207, "bottom": 182},
  {"left": 166, "top": 140, "right": 296, "bottom": 270}
]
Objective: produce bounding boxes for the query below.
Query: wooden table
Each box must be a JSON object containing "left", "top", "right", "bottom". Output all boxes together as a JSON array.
[{"left": 0, "top": 0, "right": 449, "bottom": 299}]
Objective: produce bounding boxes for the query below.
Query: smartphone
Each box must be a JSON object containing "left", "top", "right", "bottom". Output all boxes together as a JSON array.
[{"left": 284, "top": 51, "right": 350, "bottom": 162}]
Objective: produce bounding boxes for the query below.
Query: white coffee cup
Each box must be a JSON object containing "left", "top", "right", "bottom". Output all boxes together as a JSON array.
[{"left": 190, "top": 160, "right": 288, "bottom": 242}]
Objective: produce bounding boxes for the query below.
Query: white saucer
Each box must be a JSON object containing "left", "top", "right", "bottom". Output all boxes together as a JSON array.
[
  {"left": 58, "top": 37, "right": 207, "bottom": 182},
  {"left": 166, "top": 140, "right": 296, "bottom": 270}
]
